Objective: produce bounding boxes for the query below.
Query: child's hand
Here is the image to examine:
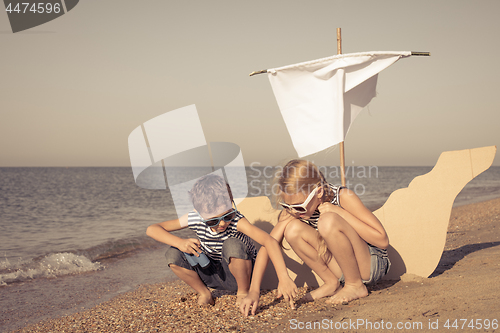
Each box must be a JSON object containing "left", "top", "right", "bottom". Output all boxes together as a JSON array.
[
  {"left": 318, "top": 202, "right": 341, "bottom": 215},
  {"left": 239, "top": 290, "right": 260, "bottom": 316},
  {"left": 178, "top": 238, "right": 202, "bottom": 256},
  {"left": 277, "top": 277, "right": 298, "bottom": 310}
]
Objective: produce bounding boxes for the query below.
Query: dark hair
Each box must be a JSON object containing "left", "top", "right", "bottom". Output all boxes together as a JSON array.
[{"left": 188, "top": 174, "right": 233, "bottom": 215}]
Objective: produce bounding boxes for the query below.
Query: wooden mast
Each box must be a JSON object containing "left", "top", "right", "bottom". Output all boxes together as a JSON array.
[{"left": 337, "top": 28, "right": 347, "bottom": 187}]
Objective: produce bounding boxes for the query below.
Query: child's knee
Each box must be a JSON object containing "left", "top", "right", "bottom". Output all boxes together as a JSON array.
[
  {"left": 284, "top": 219, "right": 304, "bottom": 243},
  {"left": 164, "top": 246, "right": 191, "bottom": 270},
  {"left": 317, "top": 212, "right": 342, "bottom": 236},
  {"left": 227, "top": 257, "right": 253, "bottom": 269},
  {"left": 222, "top": 237, "right": 250, "bottom": 263}
]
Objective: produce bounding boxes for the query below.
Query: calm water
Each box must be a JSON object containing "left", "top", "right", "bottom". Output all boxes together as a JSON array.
[{"left": 1, "top": 166, "right": 499, "bottom": 286}]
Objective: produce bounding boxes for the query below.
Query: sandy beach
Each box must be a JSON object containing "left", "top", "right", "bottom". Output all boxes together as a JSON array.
[{"left": 7, "top": 197, "right": 500, "bottom": 333}]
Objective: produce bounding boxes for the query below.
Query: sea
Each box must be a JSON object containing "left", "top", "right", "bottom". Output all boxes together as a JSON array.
[{"left": 1, "top": 166, "right": 499, "bottom": 331}]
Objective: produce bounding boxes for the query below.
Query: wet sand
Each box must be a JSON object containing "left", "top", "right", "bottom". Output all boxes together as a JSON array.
[{"left": 7, "top": 198, "right": 500, "bottom": 332}]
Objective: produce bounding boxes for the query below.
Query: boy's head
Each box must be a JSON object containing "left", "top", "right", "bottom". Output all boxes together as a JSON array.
[{"left": 188, "top": 174, "right": 233, "bottom": 217}]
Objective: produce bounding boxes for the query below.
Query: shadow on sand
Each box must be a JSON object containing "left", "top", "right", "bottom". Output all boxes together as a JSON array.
[{"left": 430, "top": 241, "right": 500, "bottom": 278}]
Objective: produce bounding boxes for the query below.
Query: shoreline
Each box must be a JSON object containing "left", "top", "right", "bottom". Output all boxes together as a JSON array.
[{"left": 4, "top": 196, "right": 500, "bottom": 333}]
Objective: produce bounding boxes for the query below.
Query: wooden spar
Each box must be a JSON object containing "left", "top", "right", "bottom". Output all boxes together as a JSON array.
[
  {"left": 337, "top": 28, "right": 347, "bottom": 187},
  {"left": 411, "top": 51, "right": 431, "bottom": 56},
  {"left": 249, "top": 69, "right": 268, "bottom": 77},
  {"left": 248, "top": 51, "right": 430, "bottom": 76}
]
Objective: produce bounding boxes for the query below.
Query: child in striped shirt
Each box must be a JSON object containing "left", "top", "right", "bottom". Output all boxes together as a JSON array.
[{"left": 147, "top": 174, "right": 297, "bottom": 308}]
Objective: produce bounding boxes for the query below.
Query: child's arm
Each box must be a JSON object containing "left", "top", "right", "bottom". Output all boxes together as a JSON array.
[
  {"left": 146, "top": 214, "right": 202, "bottom": 256},
  {"left": 237, "top": 217, "right": 297, "bottom": 315},
  {"left": 319, "top": 188, "right": 389, "bottom": 249},
  {"left": 239, "top": 218, "right": 291, "bottom": 316}
]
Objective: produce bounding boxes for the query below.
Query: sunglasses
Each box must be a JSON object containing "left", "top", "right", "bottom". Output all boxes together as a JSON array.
[
  {"left": 279, "top": 187, "right": 319, "bottom": 214},
  {"left": 200, "top": 201, "right": 238, "bottom": 227}
]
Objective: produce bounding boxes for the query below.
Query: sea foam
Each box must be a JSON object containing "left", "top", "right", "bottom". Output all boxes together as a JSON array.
[{"left": 0, "top": 252, "right": 103, "bottom": 285}]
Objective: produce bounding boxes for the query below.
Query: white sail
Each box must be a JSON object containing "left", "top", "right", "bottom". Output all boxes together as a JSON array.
[{"left": 267, "top": 51, "right": 412, "bottom": 157}]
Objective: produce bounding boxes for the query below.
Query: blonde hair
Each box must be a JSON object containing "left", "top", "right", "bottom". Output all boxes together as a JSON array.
[{"left": 275, "top": 159, "right": 334, "bottom": 263}]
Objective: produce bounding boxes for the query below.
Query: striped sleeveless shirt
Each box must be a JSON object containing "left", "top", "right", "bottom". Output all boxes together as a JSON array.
[
  {"left": 187, "top": 211, "right": 257, "bottom": 262},
  {"left": 301, "top": 184, "right": 344, "bottom": 229}
]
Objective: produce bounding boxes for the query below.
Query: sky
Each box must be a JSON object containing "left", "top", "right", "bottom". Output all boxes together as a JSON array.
[{"left": 1, "top": 0, "right": 499, "bottom": 167}]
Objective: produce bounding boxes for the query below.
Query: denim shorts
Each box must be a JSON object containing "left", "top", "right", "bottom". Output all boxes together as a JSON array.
[
  {"left": 164, "top": 237, "right": 254, "bottom": 291},
  {"left": 339, "top": 244, "right": 391, "bottom": 285}
]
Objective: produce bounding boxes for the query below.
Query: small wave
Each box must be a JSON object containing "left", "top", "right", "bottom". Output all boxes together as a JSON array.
[
  {"left": 0, "top": 233, "right": 186, "bottom": 286},
  {"left": 0, "top": 252, "right": 103, "bottom": 286},
  {"left": 79, "top": 235, "right": 166, "bottom": 262}
]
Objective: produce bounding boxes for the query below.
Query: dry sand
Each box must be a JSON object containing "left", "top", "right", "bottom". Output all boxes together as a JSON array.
[{"left": 9, "top": 198, "right": 500, "bottom": 333}]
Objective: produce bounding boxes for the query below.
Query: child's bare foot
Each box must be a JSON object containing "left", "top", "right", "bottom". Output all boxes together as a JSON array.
[
  {"left": 300, "top": 281, "right": 340, "bottom": 303},
  {"left": 326, "top": 282, "right": 368, "bottom": 305},
  {"left": 198, "top": 292, "right": 215, "bottom": 306},
  {"left": 236, "top": 292, "right": 248, "bottom": 307}
]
